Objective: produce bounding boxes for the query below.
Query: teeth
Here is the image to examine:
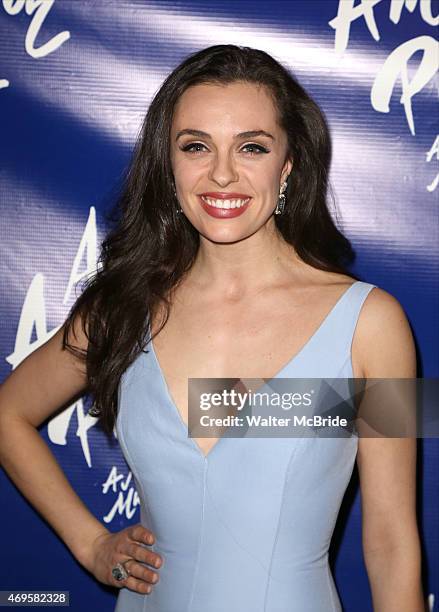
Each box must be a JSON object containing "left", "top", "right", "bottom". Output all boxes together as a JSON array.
[{"left": 201, "top": 196, "right": 250, "bottom": 209}]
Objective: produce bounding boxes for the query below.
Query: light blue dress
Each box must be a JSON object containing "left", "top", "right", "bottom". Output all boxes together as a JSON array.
[{"left": 115, "top": 280, "right": 376, "bottom": 612}]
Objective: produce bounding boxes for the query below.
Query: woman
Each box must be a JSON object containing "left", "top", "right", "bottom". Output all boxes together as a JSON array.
[{"left": 0, "top": 45, "right": 425, "bottom": 611}]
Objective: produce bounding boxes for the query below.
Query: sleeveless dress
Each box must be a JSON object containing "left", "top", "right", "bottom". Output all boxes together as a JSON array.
[{"left": 114, "top": 280, "right": 376, "bottom": 612}]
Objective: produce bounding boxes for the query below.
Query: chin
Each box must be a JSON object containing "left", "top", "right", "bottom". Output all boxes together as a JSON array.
[{"left": 200, "top": 227, "right": 252, "bottom": 244}]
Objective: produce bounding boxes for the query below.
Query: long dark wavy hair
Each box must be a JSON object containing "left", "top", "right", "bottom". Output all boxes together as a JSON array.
[{"left": 62, "top": 44, "right": 358, "bottom": 436}]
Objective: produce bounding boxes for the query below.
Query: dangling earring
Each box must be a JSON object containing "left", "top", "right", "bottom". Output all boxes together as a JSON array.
[
  {"left": 173, "top": 185, "right": 183, "bottom": 214},
  {"left": 274, "top": 180, "right": 288, "bottom": 215}
]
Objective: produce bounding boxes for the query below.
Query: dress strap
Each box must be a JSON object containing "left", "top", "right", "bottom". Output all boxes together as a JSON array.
[{"left": 332, "top": 281, "right": 377, "bottom": 358}]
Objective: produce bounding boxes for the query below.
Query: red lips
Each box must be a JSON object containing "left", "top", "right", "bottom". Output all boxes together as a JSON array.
[{"left": 198, "top": 194, "right": 251, "bottom": 219}]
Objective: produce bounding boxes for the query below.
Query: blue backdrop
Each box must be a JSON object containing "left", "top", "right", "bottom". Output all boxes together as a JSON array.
[{"left": 1, "top": 1, "right": 438, "bottom": 610}]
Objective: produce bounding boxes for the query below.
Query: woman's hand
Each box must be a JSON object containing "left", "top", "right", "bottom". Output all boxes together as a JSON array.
[{"left": 84, "top": 524, "right": 163, "bottom": 595}]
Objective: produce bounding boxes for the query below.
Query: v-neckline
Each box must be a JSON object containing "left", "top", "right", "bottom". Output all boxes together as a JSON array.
[{"left": 148, "top": 281, "right": 361, "bottom": 461}]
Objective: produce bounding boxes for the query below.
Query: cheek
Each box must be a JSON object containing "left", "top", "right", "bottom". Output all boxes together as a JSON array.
[
  {"left": 172, "top": 156, "right": 205, "bottom": 185},
  {"left": 250, "top": 165, "right": 281, "bottom": 195}
]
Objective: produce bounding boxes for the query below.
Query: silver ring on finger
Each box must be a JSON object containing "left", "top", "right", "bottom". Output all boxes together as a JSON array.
[{"left": 112, "top": 560, "right": 131, "bottom": 582}]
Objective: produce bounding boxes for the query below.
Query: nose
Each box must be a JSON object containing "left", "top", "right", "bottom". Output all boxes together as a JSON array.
[{"left": 208, "top": 150, "right": 239, "bottom": 187}]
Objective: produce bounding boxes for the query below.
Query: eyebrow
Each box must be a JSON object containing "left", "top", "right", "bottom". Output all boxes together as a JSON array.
[{"left": 175, "top": 129, "right": 275, "bottom": 141}]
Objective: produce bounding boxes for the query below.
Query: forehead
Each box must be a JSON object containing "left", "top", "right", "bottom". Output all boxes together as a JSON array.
[{"left": 171, "top": 81, "right": 280, "bottom": 132}]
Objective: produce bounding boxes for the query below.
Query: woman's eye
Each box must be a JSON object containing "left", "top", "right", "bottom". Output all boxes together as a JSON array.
[
  {"left": 181, "top": 142, "right": 208, "bottom": 153},
  {"left": 241, "top": 143, "right": 270, "bottom": 155}
]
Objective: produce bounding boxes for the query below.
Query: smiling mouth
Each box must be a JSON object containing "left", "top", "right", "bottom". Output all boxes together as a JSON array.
[{"left": 199, "top": 195, "right": 251, "bottom": 209}]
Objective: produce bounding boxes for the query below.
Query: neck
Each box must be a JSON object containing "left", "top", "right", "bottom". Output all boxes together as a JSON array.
[{"left": 186, "top": 224, "right": 304, "bottom": 299}]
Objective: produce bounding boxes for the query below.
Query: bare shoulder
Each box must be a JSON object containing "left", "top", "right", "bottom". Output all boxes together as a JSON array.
[{"left": 353, "top": 285, "right": 417, "bottom": 378}]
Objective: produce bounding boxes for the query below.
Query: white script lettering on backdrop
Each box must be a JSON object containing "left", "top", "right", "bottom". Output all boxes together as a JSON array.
[
  {"left": 329, "top": 0, "right": 439, "bottom": 136},
  {"left": 6, "top": 207, "right": 101, "bottom": 469},
  {"left": 102, "top": 466, "right": 140, "bottom": 524},
  {"left": 426, "top": 135, "right": 439, "bottom": 192},
  {"left": 1, "top": 0, "right": 70, "bottom": 89}
]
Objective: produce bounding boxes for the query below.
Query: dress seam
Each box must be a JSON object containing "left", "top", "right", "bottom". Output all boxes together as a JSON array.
[
  {"left": 263, "top": 441, "right": 304, "bottom": 611},
  {"left": 186, "top": 460, "right": 208, "bottom": 611}
]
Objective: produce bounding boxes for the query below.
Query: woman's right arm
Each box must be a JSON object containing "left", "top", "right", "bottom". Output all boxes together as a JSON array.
[{"left": 0, "top": 314, "right": 162, "bottom": 594}]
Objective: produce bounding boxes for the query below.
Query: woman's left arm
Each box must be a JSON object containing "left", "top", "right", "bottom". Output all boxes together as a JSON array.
[{"left": 354, "top": 288, "right": 426, "bottom": 612}]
